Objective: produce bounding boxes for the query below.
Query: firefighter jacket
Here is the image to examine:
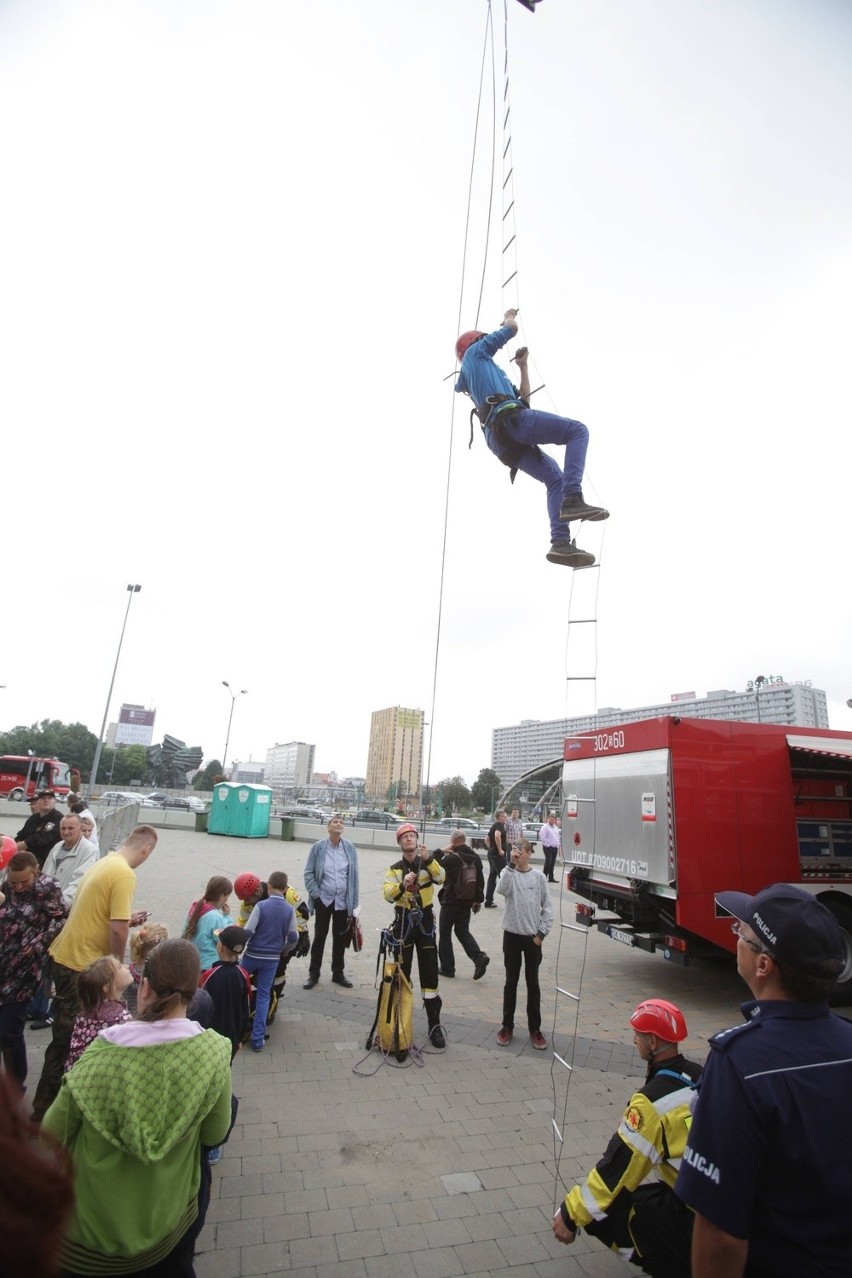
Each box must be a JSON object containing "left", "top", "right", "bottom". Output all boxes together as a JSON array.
[
  {"left": 383, "top": 854, "right": 445, "bottom": 912},
  {"left": 563, "top": 1053, "right": 701, "bottom": 1232}
]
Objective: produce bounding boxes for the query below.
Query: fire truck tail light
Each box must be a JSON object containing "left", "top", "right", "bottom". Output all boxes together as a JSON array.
[
  {"left": 663, "top": 934, "right": 687, "bottom": 952},
  {"left": 576, "top": 903, "right": 594, "bottom": 918}
]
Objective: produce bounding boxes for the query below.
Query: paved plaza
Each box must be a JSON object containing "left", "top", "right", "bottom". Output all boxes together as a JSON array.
[{"left": 3, "top": 817, "right": 801, "bottom": 1277}]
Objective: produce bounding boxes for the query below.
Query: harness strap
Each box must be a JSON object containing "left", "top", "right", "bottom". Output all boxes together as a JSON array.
[{"left": 654, "top": 1068, "right": 699, "bottom": 1090}]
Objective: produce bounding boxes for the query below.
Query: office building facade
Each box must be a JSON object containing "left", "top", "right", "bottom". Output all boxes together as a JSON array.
[
  {"left": 265, "top": 741, "right": 316, "bottom": 795},
  {"left": 366, "top": 706, "right": 424, "bottom": 805}
]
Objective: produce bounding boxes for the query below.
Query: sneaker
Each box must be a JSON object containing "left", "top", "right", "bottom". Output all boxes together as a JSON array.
[
  {"left": 207, "top": 1146, "right": 222, "bottom": 1165},
  {"left": 559, "top": 490, "right": 610, "bottom": 523},
  {"left": 496, "top": 1026, "right": 513, "bottom": 1046},
  {"left": 546, "top": 538, "right": 595, "bottom": 568},
  {"left": 473, "top": 954, "right": 490, "bottom": 981},
  {"left": 29, "top": 1017, "right": 54, "bottom": 1030},
  {"left": 530, "top": 1030, "right": 548, "bottom": 1051},
  {"left": 251, "top": 1040, "right": 264, "bottom": 1053},
  {"left": 484, "top": 901, "right": 497, "bottom": 909}
]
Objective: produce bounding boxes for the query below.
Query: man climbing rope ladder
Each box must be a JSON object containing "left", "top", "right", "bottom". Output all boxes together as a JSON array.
[{"left": 455, "top": 309, "right": 609, "bottom": 567}]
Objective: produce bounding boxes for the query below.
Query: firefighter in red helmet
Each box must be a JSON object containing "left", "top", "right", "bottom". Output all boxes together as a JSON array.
[
  {"left": 455, "top": 309, "right": 609, "bottom": 567},
  {"left": 553, "top": 998, "right": 701, "bottom": 1276},
  {"left": 383, "top": 824, "right": 447, "bottom": 1048}
]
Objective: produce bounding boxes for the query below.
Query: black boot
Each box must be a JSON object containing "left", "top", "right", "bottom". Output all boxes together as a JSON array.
[{"left": 425, "top": 996, "right": 446, "bottom": 1049}]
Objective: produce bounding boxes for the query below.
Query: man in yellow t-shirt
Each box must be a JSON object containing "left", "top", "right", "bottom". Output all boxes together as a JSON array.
[{"left": 31, "top": 824, "right": 158, "bottom": 1121}]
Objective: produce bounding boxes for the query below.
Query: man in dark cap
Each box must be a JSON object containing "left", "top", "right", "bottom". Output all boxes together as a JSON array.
[
  {"left": 15, "top": 790, "right": 64, "bottom": 868},
  {"left": 675, "top": 884, "right": 852, "bottom": 1278}
]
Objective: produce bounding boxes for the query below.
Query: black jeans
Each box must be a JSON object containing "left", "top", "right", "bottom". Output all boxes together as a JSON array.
[
  {"left": 0, "top": 1000, "right": 30, "bottom": 1085},
  {"left": 309, "top": 899, "right": 349, "bottom": 977},
  {"left": 502, "top": 932, "right": 542, "bottom": 1034},
  {"left": 542, "top": 845, "right": 559, "bottom": 881},
  {"left": 485, "top": 854, "right": 505, "bottom": 905},
  {"left": 438, "top": 903, "right": 484, "bottom": 973},
  {"left": 32, "top": 960, "right": 80, "bottom": 1120}
]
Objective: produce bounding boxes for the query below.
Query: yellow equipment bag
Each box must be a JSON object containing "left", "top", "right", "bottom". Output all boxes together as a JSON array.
[{"left": 375, "top": 959, "right": 413, "bottom": 1060}]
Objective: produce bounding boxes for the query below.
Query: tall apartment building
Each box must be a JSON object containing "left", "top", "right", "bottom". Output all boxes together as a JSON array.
[
  {"left": 265, "top": 741, "right": 316, "bottom": 795},
  {"left": 366, "top": 706, "right": 424, "bottom": 805},
  {"left": 492, "top": 681, "right": 829, "bottom": 789}
]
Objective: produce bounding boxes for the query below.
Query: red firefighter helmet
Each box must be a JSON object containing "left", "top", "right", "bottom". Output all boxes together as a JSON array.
[
  {"left": 395, "top": 823, "right": 418, "bottom": 844},
  {"left": 233, "top": 872, "right": 261, "bottom": 902},
  {"left": 456, "top": 330, "right": 485, "bottom": 363},
  {"left": 629, "top": 999, "right": 687, "bottom": 1042}
]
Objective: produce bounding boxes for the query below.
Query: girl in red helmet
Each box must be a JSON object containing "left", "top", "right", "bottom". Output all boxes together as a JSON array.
[{"left": 455, "top": 308, "right": 610, "bottom": 567}]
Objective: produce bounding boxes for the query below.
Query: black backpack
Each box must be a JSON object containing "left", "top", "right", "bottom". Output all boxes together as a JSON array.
[{"left": 454, "top": 853, "right": 478, "bottom": 903}]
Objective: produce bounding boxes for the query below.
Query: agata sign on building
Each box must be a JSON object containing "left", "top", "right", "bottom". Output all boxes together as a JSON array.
[{"left": 115, "top": 704, "right": 156, "bottom": 746}]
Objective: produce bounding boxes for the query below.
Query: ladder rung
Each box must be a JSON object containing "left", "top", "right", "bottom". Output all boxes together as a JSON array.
[
  {"left": 552, "top": 1117, "right": 564, "bottom": 1143},
  {"left": 502, "top": 235, "right": 516, "bottom": 254},
  {"left": 553, "top": 1052, "right": 574, "bottom": 1074},
  {"left": 556, "top": 986, "right": 580, "bottom": 1003},
  {"left": 567, "top": 618, "right": 596, "bottom": 626},
  {"left": 566, "top": 675, "right": 596, "bottom": 682},
  {"left": 504, "top": 106, "right": 510, "bottom": 129},
  {"left": 503, "top": 270, "right": 517, "bottom": 288},
  {"left": 562, "top": 922, "right": 593, "bottom": 935},
  {"left": 503, "top": 169, "right": 513, "bottom": 190},
  {"left": 503, "top": 138, "right": 511, "bottom": 159},
  {"left": 502, "top": 201, "right": 514, "bottom": 221}
]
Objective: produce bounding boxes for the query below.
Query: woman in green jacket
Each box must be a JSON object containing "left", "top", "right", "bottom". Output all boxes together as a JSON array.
[{"left": 43, "top": 939, "right": 232, "bottom": 1277}]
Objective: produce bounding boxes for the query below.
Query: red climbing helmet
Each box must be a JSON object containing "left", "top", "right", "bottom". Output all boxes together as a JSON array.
[
  {"left": 233, "top": 872, "right": 261, "bottom": 902},
  {"left": 456, "top": 330, "right": 484, "bottom": 363},
  {"left": 629, "top": 999, "right": 687, "bottom": 1042},
  {"left": 396, "top": 823, "right": 418, "bottom": 844}
]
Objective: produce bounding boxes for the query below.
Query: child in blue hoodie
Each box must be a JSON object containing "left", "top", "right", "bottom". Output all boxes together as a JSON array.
[{"left": 240, "top": 871, "right": 297, "bottom": 1053}]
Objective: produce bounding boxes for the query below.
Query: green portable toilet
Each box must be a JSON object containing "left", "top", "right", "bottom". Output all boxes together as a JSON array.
[{"left": 208, "top": 782, "right": 272, "bottom": 838}]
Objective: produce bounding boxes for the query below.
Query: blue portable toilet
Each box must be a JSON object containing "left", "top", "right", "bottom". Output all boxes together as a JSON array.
[{"left": 208, "top": 782, "right": 272, "bottom": 838}]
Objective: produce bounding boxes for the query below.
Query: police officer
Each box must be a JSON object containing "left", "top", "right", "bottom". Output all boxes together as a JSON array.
[
  {"left": 383, "top": 824, "right": 446, "bottom": 1048},
  {"left": 15, "top": 790, "right": 64, "bottom": 869},
  {"left": 553, "top": 999, "right": 700, "bottom": 1277},
  {"left": 675, "top": 884, "right": 852, "bottom": 1278}
]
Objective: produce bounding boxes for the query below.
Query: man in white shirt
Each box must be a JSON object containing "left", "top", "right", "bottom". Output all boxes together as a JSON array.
[
  {"left": 538, "top": 812, "right": 561, "bottom": 883},
  {"left": 42, "top": 814, "right": 100, "bottom": 907}
]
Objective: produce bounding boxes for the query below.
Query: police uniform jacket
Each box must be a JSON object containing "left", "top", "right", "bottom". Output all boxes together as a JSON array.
[
  {"left": 675, "top": 998, "right": 852, "bottom": 1277},
  {"left": 563, "top": 1053, "right": 701, "bottom": 1232},
  {"left": 383, "top": 854, "right": 444, "bottom": 912},
  {"left": 16, "top": 808, "right": 64, "bottom": 868}
]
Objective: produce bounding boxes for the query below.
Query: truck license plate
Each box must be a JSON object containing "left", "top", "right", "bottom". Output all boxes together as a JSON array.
[{"left": 608, "top": 927, "right": 635, "bottom": 946}]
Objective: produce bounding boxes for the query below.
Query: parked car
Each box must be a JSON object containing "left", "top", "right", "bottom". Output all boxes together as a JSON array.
[
  {"left": 98, "top": 791, "right": 148, "bottom": 807},
  {"left": 436, "top": 816, "right": 480, "bottom": 830},
  {"left": 353, "top": 810, "right": 403, "bottom": 826},
  {"left": 280, "top": 805, "right": 325, "bottom": 821},
  {"left": 142, "top": 792, "right": 207, "bottom": 812},
  {"left": 523, "top": 821, "right": 543, "bottom": 839}
]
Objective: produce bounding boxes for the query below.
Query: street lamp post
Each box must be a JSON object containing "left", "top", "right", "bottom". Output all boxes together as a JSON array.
[
  {"left": 222, "top": 682, "right": 248, "bottom": 777},
  {"left": 89, "top": 585, "right": 142, "bottom": 797}
]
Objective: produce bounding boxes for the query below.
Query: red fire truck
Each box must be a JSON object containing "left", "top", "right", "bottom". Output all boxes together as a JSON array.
[
  {"left": 0, "top": 755, "right": 71, "bottom": 801},
  {"left": 563, "top": 717, "right": 852, "bottom": 1000}
]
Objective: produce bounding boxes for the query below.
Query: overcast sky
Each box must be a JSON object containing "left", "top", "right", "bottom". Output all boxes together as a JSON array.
[{"left": 2, "top": 0, "right": 850, "bottom": 787}]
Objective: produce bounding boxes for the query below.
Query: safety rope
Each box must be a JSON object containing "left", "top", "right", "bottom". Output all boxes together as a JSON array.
[{"left": 423, "top": 0, "right": 497, "bottom": 825}]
